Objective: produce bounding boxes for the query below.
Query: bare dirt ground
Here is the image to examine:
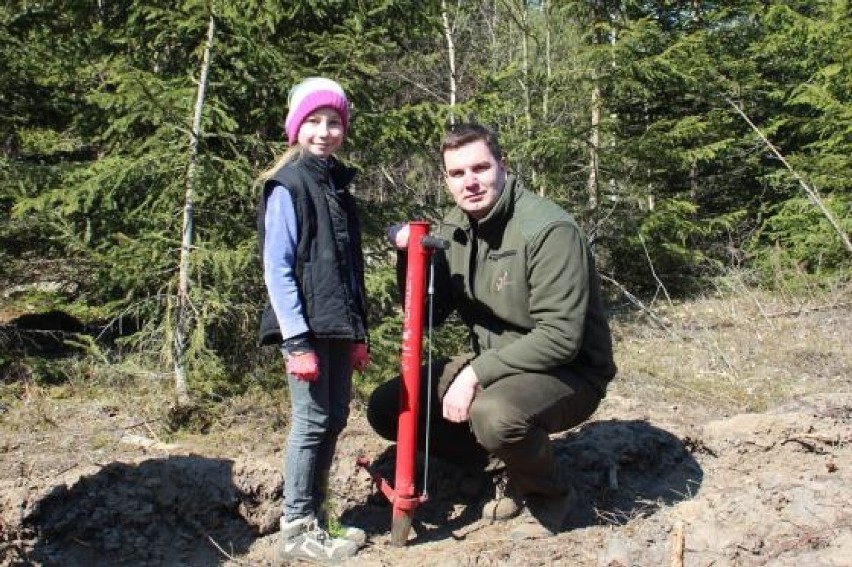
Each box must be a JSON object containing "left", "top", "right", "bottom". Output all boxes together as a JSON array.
[{"left": 1, "top": 286, "right": 851, "bottom": 566}]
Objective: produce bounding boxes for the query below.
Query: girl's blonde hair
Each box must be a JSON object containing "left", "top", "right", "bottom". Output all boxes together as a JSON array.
[{"left": 255, "top": 145, "right": 305, "bottom": 189}]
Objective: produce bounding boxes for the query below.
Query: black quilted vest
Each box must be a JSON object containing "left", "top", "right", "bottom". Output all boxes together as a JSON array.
[{"left": 257, "top": 154, "right": 367, "bottom": 345}]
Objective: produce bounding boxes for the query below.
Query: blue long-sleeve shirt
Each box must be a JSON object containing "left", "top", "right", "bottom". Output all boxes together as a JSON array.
[{"left": 263, "top": 184, "right": 309, "bottom": 341}]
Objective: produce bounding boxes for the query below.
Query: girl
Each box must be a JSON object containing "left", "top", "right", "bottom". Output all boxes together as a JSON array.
[{"left": 257, "top": 77, "right": 370, "bottom": 562}]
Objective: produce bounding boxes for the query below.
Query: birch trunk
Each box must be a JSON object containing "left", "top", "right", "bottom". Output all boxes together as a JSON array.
[
  {"left": 587, "top": 81, "right": 601, "bottom": 212},
  {"left": 441, "top": 0, "right": 457, "bottom": 123},
  {"left": 174, "top": 15, "right": 215, "bottom": 403},
  {"left": 540, "top": 0, "right": 552, "bottom": 196},
  {"left": 519, "top": 3, "right": 534, "bottom": 187},
  {"left": 587, "top": 3, "right": 606, "bottom": 214},
  {"left": 440, "top": 0, "right": 458, "bottom": 206}
]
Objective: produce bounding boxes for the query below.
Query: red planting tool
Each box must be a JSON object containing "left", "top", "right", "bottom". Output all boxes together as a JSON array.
[{"left": 357, "top": 220, "right": 448, "bottom": 546}]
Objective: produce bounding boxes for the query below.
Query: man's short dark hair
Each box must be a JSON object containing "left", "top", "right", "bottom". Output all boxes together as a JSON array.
[{"left": 441, "top": 123, "right": 503, "bottom": 165}]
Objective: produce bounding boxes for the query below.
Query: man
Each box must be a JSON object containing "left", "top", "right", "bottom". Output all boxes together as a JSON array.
[{"left": 367, "top": 123, "right": 616, "bottom": 539}]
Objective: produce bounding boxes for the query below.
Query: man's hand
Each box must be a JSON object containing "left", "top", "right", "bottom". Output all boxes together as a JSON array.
[
  {"left": 442, "top": 365, "right": 480, "bottom": 423},
  {"left": 351, "top": 342, "right": 370, "bottom": 372},
  {"left": 388, "top": 223, "right": 410, "bottom": 249}
]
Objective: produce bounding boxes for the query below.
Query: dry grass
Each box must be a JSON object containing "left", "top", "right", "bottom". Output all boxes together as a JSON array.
[
  {"left": 609, "top": 275, "right": 852, "bottom": 416},
  {"left": 3, "top": 275, "right": 849, "bottom": 448}
]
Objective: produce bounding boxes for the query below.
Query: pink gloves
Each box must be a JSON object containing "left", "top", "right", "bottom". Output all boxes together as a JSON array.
[
  {"left": 283, "top": 336, "right": 369, "bottom": 379},
  {"left": 285, "top": 351, "right": 320, "bottom": 381},
  {"left": 351, "top": 342, "right": 370, "bottom": 372}
]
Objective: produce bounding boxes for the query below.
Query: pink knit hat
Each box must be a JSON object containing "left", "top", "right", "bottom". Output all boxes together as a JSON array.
[{"left": 284, "top": 77, "right": 349, "bottom": 146}]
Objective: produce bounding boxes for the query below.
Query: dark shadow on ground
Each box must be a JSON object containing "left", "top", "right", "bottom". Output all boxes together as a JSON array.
[
  {"left": 23, "top": 455, "right": 255, "bottom": 566},
  {"left": 554, "top": 418, "right": 705, "bottom": 528},
  {"left": 343, "top": 419, "right": 704, "bottom": 544}
]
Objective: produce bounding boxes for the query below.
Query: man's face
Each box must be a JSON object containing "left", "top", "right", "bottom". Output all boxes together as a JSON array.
[{"left": 443, "top": 139, "right": 507, "bottom": 220}]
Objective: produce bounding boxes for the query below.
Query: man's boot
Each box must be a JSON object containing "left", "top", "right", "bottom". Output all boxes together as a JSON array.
[
  {"left": 509, "top": 485, "right": 578, "bottom": 540},
  {"left": 482, "top": 474, "right": 524, "bottom": 522}
]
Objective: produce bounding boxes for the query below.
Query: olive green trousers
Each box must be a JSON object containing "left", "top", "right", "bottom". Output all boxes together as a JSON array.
[{"left": 366, "top": 354, "right": 604, "bottom": 497}]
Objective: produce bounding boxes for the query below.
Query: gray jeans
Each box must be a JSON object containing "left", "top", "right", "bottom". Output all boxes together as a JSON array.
[
  {"left": 367, "top": 354, "right": 604, "bottom": 497},
  {"left": 283, "top": 339, "right": 353, "bottom": 521}
]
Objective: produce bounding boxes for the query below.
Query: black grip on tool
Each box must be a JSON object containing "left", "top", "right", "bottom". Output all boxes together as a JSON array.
[{"left": 421, "top": 235, "right": 450, "bottom": 250}]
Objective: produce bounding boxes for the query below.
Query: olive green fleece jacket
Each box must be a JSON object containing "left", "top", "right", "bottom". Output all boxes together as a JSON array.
[{"left": 430, "top": 175, "right": 617, "bottom": 392}]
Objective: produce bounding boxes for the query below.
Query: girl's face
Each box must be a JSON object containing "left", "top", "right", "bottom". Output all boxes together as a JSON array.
[{"left": 297, "top": 108, "right": 344, "bottom": 157}]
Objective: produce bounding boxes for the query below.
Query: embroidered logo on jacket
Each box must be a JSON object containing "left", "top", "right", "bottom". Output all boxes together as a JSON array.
[{"left": 494, "top": 269, "right": 513, "bottom": 292}]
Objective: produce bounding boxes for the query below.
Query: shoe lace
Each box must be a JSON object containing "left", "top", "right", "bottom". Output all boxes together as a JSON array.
[
  {"left": 492, "top": 470, "right": 511, "bottom": 499},
  {"left": 306, "top": 519, "right": 328, "bottom": 539}
]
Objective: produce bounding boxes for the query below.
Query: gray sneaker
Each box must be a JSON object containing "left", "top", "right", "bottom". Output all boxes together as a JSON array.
[
  {"left": 338, "top": 525, "right": 367, "bottom": 547},
  {"left": 315, "top": 511, "right": 367, "bottom": 546},
  {"left": 509, "top": 485, "right": 578, "bottom": 540},
  {"left": 327, "top": 523, "right": 367, "bottom": 547},
  {"left": 279, "top": 515, "right": 359, "bottom": 563}
]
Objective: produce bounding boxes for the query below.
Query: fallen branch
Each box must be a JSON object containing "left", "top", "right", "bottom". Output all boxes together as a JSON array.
[
  {"left": 671, "top": 522, "right": 684, "bottom": 567},
  {"left": 121, "top": 418, "right": 163, "bottom": 430},
  {"left": 599, "top": 274, "right": 677, "bottom": 338},
  {"left": 206, "top": 534, "right": 241, "bottom": 563},
  {"left": 638, "top": 232, "right": 672, "bottom": 307},
  {"left": 119, "top": 433, "right": 179, "bottom": 452},
  {"left": 780, "top": 438, "right": 827, "bottom": 454},
  {"left": 765, "top": 301, "right": 852, "bottom": 318}
]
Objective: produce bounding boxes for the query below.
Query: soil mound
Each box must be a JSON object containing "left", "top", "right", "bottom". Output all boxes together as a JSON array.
[{"left": 3, "top": 393, "right": 849, "bottom": 566}]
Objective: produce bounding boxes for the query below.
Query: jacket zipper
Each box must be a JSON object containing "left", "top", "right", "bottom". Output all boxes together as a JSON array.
[{"left": 469, "top": 223, "right": 492, "bottom": 351}]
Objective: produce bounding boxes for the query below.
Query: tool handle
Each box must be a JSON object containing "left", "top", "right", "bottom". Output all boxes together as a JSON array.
[{"left": 421, "top": 235, "right": 449, "bottom": 250}]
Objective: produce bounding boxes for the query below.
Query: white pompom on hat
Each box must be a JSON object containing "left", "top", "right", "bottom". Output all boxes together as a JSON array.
[{"left": 284, "top": 77, "right": 349, "bottom": 146}]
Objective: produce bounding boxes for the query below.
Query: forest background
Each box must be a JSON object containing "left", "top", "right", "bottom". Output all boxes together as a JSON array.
[{"left": 1, "top": 0, "right": 849, "bottom": 411}]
